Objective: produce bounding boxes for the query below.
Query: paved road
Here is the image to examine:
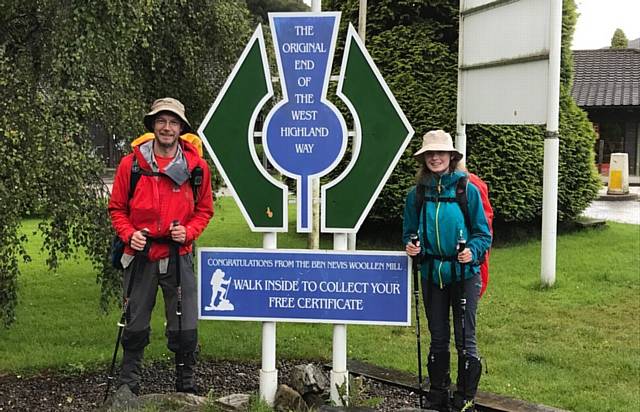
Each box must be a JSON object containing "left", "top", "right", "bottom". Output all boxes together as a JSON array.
[{"left": 581, "top": 187, "right": 640, "bottom": 225}]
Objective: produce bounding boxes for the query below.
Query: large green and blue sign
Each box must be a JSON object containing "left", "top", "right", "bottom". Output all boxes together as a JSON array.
[
  {"left": 197, "top": 248, "right": 410, "bottom": 325},
  {"left": 198, "top": 12, "right": 413, "bottom": 234}
]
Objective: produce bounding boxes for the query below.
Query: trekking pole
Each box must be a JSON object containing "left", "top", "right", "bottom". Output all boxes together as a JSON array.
[
  {"left": 171, "top": 220, "right": 184, "bottom": 389},
  {"left": 410, "top": 234, "right": 425, "bottom": 409},
  {"left": 103, "top": 230, "right": 148, "bottom": 403},
  {"left": 457, "top": 230, "right": 467, "bottom": 404}
]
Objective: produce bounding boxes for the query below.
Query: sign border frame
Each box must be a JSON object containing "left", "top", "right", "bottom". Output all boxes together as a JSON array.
[{"left": 197, "top": 246, "right": 412, "bottom": 326}]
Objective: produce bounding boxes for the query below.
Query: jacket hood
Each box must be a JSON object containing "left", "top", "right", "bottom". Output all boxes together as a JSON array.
[
  {"left": 421, "top": 171, "right": 466, "bottom": 189},
  {"left": 132, "top": 136, "right": 202, "bottom": 173}
]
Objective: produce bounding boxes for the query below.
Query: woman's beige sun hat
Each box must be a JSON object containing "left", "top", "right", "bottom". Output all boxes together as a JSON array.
[
  {"left": 143, "top": 97, "right": 193, "bottom": 133},
  {"left": 413, "top": 129, "right": 463, "bottom": 161}
]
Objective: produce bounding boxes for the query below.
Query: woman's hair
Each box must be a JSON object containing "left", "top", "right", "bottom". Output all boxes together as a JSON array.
[{"left": 415, "top": 152, "right": 465, "bottom": 184}]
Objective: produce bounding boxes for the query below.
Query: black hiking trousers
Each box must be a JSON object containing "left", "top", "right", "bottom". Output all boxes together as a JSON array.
[{"left": 421, "top": 273, "right": 481, "bottom": 358}]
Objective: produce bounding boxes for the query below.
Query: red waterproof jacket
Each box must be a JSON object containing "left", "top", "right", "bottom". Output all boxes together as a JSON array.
[{"left": 108, "top": 140, "right": 214, "bottom": 261}]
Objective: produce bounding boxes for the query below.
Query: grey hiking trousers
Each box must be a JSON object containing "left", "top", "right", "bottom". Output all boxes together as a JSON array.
[
  {"left": 421, "top": 273, "right": 481, "bottom": 358},
  {"left": 121, "top": 253, "right": 198, "bottom": 353}
]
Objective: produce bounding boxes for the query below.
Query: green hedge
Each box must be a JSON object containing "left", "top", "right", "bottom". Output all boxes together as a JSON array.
[{"left": 327, "top": 0, "right": 599, "bottom": 224}]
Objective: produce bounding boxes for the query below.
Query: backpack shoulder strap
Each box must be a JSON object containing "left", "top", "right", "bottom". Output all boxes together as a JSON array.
[
  {"left": 414, "top": 183, "right": 425, "bottom": 217},
  {"left": 190, "top": 165, "right": 203, "bottom": 205},
  {"left": 128, "top": 157, "right": 163, "bottom": 200},
  {"left": 129, "top": 158, "right": 142, "bottom": 200},
  {"left": 455, "top": 175, "right": 472, "bottom": 231}
]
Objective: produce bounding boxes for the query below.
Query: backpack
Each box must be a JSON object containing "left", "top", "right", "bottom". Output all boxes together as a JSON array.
[
  {"left": 110, "top": 134, "right": 204, "bottom": 270},
  {"left": 415, "top": 173, "right": 494, "bottom": 297},
  {"left": 130, "top": 132, "right": 204, "bottom": 157}
]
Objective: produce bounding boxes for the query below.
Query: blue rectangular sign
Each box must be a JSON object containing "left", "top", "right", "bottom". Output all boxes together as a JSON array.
[{"left": 197, "top": 248, "right": 410, "bottom": 325}]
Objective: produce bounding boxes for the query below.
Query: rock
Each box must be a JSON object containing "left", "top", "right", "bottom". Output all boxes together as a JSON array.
[
  {"left": 317, "top": 406, "right": 377, "bottom": 411},
  {"left": 291, "top": 363, "right": 330, "bottom": 395},
  {"left": 303, "top": 391, "right": 328, "bottom": 409},
  {"left": 138, "top": 392, "right": 208, "bottom": 406},
  {"left": 215, "top": 393, "right": 251, "bottom": 411},
  {"left": 100, "top": 384, "right": 136, "bottom": 411},
  {"left": 179, "top": 405, "right": 206, "bottom": 412},
  {"left": 274, "top": 384, "right": 307, "bottom": 412},
  {"left": 397, "top": 409, "right": 437, "bottom": 412},
  {"left": 102, "top": 390, "right": 208, "bottom": 411}
]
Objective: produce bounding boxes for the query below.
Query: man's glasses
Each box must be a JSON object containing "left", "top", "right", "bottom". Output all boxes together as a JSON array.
[{"left": 154, "top": 118, "right": 181, "bottom": 128}]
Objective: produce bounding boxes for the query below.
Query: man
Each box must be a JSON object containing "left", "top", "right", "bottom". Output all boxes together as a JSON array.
[{"left": 108, "top": 97, "right": 214, "bottom": 394}]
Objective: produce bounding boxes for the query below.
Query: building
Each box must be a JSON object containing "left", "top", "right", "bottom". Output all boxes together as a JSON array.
[{"left": 572, "top": 44, "right": 640, "bottom": 176}]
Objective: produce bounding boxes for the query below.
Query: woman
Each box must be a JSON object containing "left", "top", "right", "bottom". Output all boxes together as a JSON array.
[{"left": 403, "top": 130, "right": 491, "bottom": 412}]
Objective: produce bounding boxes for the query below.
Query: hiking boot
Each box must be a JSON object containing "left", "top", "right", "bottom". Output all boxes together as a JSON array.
[
  {"left": 425, "top": 351, "right": 451, "bottom": 411},
  {"left": 452, "top": 355, "right": 482, "bottom": 412},
  {"left": 175, "top": 351, "right": 198, "bottom": 394},
  {"left": 118, "top": 349, "right": 143, "bottom": 395}
]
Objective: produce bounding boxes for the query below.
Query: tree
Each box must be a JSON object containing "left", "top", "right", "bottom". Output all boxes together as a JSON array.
[
  {"left": 325, "top": 0, "right": 599, "bottom": 226},
  {"left": 0, "top": 0, "right": 252, "bottom": 326},
  {"left": 611, "top": 28, "right": 628, "bottom": 48},
  {"left": 246, "top": 0, "right": 309, "bottom": 24}
]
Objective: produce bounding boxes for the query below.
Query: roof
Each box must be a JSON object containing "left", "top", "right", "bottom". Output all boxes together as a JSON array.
[{"left": 572, "top": 49, "right": 640, "bottom": 107}]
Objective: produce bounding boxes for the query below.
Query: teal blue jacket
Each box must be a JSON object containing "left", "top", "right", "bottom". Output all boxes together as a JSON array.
[{"left": 402, "top": 171, "right": 492, "bottom": 287}]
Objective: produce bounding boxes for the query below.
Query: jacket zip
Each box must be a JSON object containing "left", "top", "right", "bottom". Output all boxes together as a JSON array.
[{"left": 435, "top": 177, "right": 444, "bottom": 289}]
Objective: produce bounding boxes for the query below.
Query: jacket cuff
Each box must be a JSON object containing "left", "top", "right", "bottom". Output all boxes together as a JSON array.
[
  {"left": 185, "top": 225, "right": 195, "bottom": 244},
  {"left": 123, "top": 229, "right": 136, "bottom": 246},
  {"left": 469, "top": 246, "right": 479, "bottom": 264}
]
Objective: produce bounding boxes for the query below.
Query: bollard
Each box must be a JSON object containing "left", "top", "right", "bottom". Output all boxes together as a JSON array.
[{"left": 607, "top": 153, "right": 629, "bottom": 195}]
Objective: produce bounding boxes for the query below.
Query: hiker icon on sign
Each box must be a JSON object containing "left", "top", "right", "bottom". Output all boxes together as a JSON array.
[{"left": 204, "top": 269, "right": 235, "bottom": 311}]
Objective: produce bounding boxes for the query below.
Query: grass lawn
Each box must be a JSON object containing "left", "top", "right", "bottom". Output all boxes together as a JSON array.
[{"left": 1, "top": 196, "right": 638, "bottom": 411}]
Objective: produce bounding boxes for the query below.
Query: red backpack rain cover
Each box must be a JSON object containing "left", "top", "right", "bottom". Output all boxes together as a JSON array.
[{"left": 468, "top": 173, "right": 493, "bottom": 297}]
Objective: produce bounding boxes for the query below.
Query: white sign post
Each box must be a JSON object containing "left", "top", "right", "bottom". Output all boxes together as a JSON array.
[
  {"left": 311, "top": 0, "right": 349, "bottom": 405},
  {"left": 260, "top": 233, "right": 278, "bottom": 405},
  {"left": 457, "top": 0, "right": 562, "bottom": 286},
  {"left": 540, "top": 0, "right": 563, "bottom": 287}
]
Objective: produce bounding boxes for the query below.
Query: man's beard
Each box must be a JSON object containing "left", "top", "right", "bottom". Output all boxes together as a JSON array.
[{"left": 157, "top": 135, "right": 178, "bottom": 149}]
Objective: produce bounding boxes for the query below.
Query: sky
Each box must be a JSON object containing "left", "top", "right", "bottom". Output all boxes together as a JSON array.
[{"left": 572, "top": 0, "right": 640, "bottom": 49}]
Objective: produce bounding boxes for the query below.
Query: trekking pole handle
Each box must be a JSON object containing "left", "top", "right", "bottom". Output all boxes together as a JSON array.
[
  {"left": 457, "top": 235, "right": 466, "bottom": 255},
  {"left": 409, "top": 234, "right": 420, "bottom": 268},
  {"left": 141, "top": 229, "right": 151, "bottom": 255}
]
